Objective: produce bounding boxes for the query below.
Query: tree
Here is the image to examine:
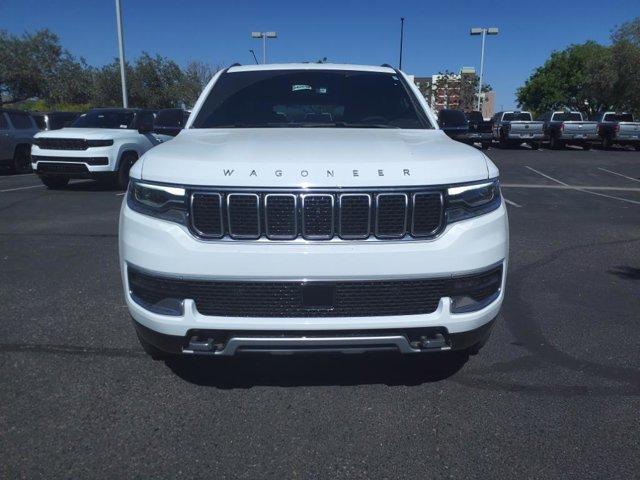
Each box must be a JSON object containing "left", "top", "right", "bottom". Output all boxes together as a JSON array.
[
  {"left": 517, "top": 41, "right": 617, "bottom": 117},
  {"left": 0, "top": 29, "right": 62, "bottom": 104},
  {"left": 611, "top": 17, "right": 640, "bottom": 116}
]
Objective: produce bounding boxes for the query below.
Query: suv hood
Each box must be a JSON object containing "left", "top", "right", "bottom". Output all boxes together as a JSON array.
[
  {"left": 138, "top": 129, "right": 491, "bottom": 187},
  {"left": 35, "top": 127, "right": 133, "bottom": 140}
]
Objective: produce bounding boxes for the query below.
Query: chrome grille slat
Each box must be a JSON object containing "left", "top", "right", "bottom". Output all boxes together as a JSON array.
[
  {"left": 265, "top": 194, "right": 297, "bottom": 240},
  {"left": 375, "top": 193, "right": 408, "bottom": 239},
  {"left": 301, "top": 194, "right": 334, "bottom": 240},
  {"left": 191, "top": 193, "right": 223, "bottom": 238},
  {"left": 339, "top": 194, "right": 371, "bottom": 239},
  {"left": 227, "top": 193, "right": 260, "bottom": 239},
  {"left": 189, "top": 188, "right": 444, "bottom": 241}
]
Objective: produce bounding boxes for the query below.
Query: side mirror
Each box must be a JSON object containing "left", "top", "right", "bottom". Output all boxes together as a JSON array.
[
  {"left": 153, "top": 125, "right": 182, "bottom": 137},
  {"left": 137, "top": 115, "right": 154, "bottom": 134}
]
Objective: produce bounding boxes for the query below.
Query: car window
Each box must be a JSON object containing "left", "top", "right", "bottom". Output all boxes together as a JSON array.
[
  {"left": 50, "top": 113, "right": 78, "bottom": 130},
  {"left": 193, "top": 69, "right": 429, "bottom": 129},
  {"left": 438, "top": 109, "right": 467, "bottom": 127},
  {"left": 552, "top": 112, "right": 582, "bottom": 121},
  {"left": 604, "top": 113, "right": 633, "bottom": 122},
  {"left": 33, "top": 115, "right": 47, "bottom": 129},
  {"left": 465, "top": 111, "right": 484, "bottom": 123},
  {"left": 503, "top": 112, "right": 532, "bottom": 121},
  {"left": 8, "top": 112, "right": 34, "bottom": 129},
  {"left": 72, "top": 110, "right": 135, "bottom": 129},
  {"left": 155, "top": 109, "right": 186, "bottom": 128},
  {"left": 0, "top": 113, "right": 8, "bottom": 129}
]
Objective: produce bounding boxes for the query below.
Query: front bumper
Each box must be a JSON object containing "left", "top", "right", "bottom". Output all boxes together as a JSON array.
[
  {"left": 31, "top": 147, "right": 117, "bottom": 176},
  {"left": 507, "top": 133, "right": 545, "bottom": 141},
  {"left": 119, "top": 200, "right": 509, "bottom": 354},
  {"left": 559, "top": 133, "right": 599, "bottom": 142}
]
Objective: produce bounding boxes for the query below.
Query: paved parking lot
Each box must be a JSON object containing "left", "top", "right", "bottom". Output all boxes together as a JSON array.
[{"left": 1, "top": 147, "right": 639, "bottom": 479}]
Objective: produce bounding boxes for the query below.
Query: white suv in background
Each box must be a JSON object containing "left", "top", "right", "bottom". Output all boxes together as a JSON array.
[
  {"left": 119, "top": 64, "right": 509, "bottom": 360},
  {"left": 31, "top": 108, "right": 172, "bottom": 189}
]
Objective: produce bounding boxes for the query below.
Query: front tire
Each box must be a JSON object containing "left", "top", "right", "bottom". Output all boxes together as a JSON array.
[
  {"left": 481, "top": 141, "right": 491, "bottom": 150},
  {"left": 116, "top": 152, "right": 138, "bottom": 189},
  {"left": 12, "top": 146, "right": 32, "bottom": 174},
  {"left": 601, "top": 137, "right": 612, "bottom": 150},
  {"left": 529, "top": 141, "right": 540, "bottom": 150},
  {"left": 549, "top": 135, "right": 563, "bottom": 150},
  {"left": 582, "top": 143, "right": 592, "bottom": 151},
  {"left": 40, "top": 175, "right": 69, "bottom": 189}
]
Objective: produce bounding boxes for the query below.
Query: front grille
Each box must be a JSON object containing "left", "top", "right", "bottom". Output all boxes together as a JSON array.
[
  {"left": 37, "top": 138, "right": 88, "bottom": 150},
  {"left": 32, "top": 155, "right": 108, "bottom": 166},
  {"left": 128, "top": 265, "right": 502, "bottom": 318},
  {"left": 36, "top": 163, "right": 89, "bottom": 174},
  {"left": 189, "top": 188, "right": 444, "bottom": 241}
]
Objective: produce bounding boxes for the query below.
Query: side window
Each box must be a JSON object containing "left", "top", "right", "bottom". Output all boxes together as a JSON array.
[
  {"left": 0, "top": 113, "right": 8, "bottom": 129},
  {"left": 8, "top": 112, "right": 33, "bottom": 129}
]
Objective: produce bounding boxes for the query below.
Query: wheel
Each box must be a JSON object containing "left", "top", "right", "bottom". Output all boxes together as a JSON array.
[
  {"left": 601, "top": 137, "right": 612, "bottom": 150},
  {"left": 481, "top": 141, "right": 491, "bottom": 150},
  {"left": 582, "top": 143, "right": 592, "bottom": 151},
  {"left": 116, "top": 152, "right": 138, "bottom": 189},
  {"left": 529, "top": 141, "right": 540, "bottom": 150},
  {"left": 136, "top": 331, "right": 172, "bottom": 360},
  {"left": 549, "top": 135, "right": 563, "bottom": 150},
  {"left": 12, "top": 146, "right": 32, "bottom": 174},
  {"left": 40, "top": 175, "right": 69, "bottom": 189}
]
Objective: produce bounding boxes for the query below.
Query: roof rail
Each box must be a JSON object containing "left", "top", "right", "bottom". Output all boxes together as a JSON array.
[
  {"left": 229, "top": 63, "right": 241, "bottom": 68},
  {"left": 380, "top": 63, "right": 394, "bottom": 69}
]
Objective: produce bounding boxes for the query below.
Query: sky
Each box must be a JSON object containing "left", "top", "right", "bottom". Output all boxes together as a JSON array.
[{"left": 1, "top": 0, "right": 636, "bottom": 109}]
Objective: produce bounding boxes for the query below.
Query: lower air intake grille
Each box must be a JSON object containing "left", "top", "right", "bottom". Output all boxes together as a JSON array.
[{"left": 128, "top": 265, "right": 503, "bottom": 318}]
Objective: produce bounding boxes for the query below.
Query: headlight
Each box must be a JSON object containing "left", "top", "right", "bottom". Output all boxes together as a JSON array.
[
  {"left": 86, "top": 139, "right": 114, "bottom": 147},
  {"left": 446, "top": 179, "right": 501, "bottom": 223},
  {"left": 127, "top": 180, "right": 188, "bottom": 224}
]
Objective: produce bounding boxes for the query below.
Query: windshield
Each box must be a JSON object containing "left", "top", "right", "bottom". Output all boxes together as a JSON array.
[
  {"left": 552, "top": 112, "right": 582, "bottom": 122},
  {"left": 503, "top": 112, "right": 532, "bottom": 121},
  {"left": 192, "top": 69, "right": 429, "bottom": 129},
  {"left": 72, "top": 110, "right": 135, "bottom": 129},
  {"left": 604, "top": 113, "right": 634, "bottom": 122}
]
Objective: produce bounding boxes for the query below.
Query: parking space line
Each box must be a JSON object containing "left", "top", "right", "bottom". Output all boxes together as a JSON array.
[
  {"left": 502, "top": 184, "right": 640, "bottom": 192},
  {"left": 503, "top": 197, "right": 522, "bottom": 207},
  {"left": 0, "top": 184, "right": 44, "bottom": 193},
  {"left": 524, "top": 166, "right": 640, "bottom": 205},
  {"left": 597, "top": 167, "right": 640, "bottom": 183}
]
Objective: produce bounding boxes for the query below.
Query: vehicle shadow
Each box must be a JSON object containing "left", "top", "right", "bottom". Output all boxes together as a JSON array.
[
  {"left": 608, "top": 266, "right": 640, "bottom": 281},
  {"left": 164, "top": 351, "right": 469, "bottom": 388}
]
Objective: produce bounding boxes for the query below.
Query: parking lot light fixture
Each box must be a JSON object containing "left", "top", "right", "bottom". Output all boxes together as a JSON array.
[
  {"left": 470, "top": 27, "right": 499, "bottom": 111},
  {"left": 251, "top": 31, "right": 278, "bottom": 64}
]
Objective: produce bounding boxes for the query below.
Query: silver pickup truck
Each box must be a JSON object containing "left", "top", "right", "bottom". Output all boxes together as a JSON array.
[
  {"left": 491, "top": 111, "right": 545, "bottom": 149},
  {"left": 540, "top": 111, "right": 599, "bottom": 150},
  {"left": 593, "top": 112, "right": 640, "bottom": 150}
]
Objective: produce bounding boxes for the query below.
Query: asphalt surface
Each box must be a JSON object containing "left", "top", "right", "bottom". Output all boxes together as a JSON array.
[{"left": 1, "top": 146, "right": 639, "bottom": 479}]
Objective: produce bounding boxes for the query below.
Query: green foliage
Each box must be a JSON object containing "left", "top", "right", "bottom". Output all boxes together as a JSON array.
[
  {"left": 517, "top": 17, "right": 640, "bottom": 117},
  {"left": 0, "top": 29, "right": 218, "bottom": 110}
]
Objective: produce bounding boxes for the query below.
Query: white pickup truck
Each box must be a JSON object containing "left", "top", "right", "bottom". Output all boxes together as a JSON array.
[
  {"left": 119, "top": 63, "right": 509, "bottom": 361},
  {"left": 491, "top": 111, "right": 545, "bottom": 149},
  {"left": 31, "top": 108, "right": 171, "bottom": 189}
]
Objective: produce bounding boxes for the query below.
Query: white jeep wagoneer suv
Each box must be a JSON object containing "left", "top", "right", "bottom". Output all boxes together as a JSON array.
[{"left": 119, "top": 64, "right": 509, "bottom": 359}]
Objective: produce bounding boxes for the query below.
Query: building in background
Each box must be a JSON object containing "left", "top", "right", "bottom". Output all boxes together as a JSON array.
[
  {"left": 414, "top": 67, "right": 494, "bottom": 117},
  {"left": 480, "top": 91, "right": 495, "bottom": 119}
]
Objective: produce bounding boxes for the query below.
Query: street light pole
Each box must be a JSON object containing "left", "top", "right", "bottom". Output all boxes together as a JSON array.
[
  {"left": 115, "top": 0, "right": 128, "bottom": 108},
  {"left": 399, "top": 17, "right": 405, "bottom": 70},
  {"left": 251, "top": 32, "right": 277, "bottom": 64},
  {"left": 470, "top": 27, "right": 498, "bottom": 111}
]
